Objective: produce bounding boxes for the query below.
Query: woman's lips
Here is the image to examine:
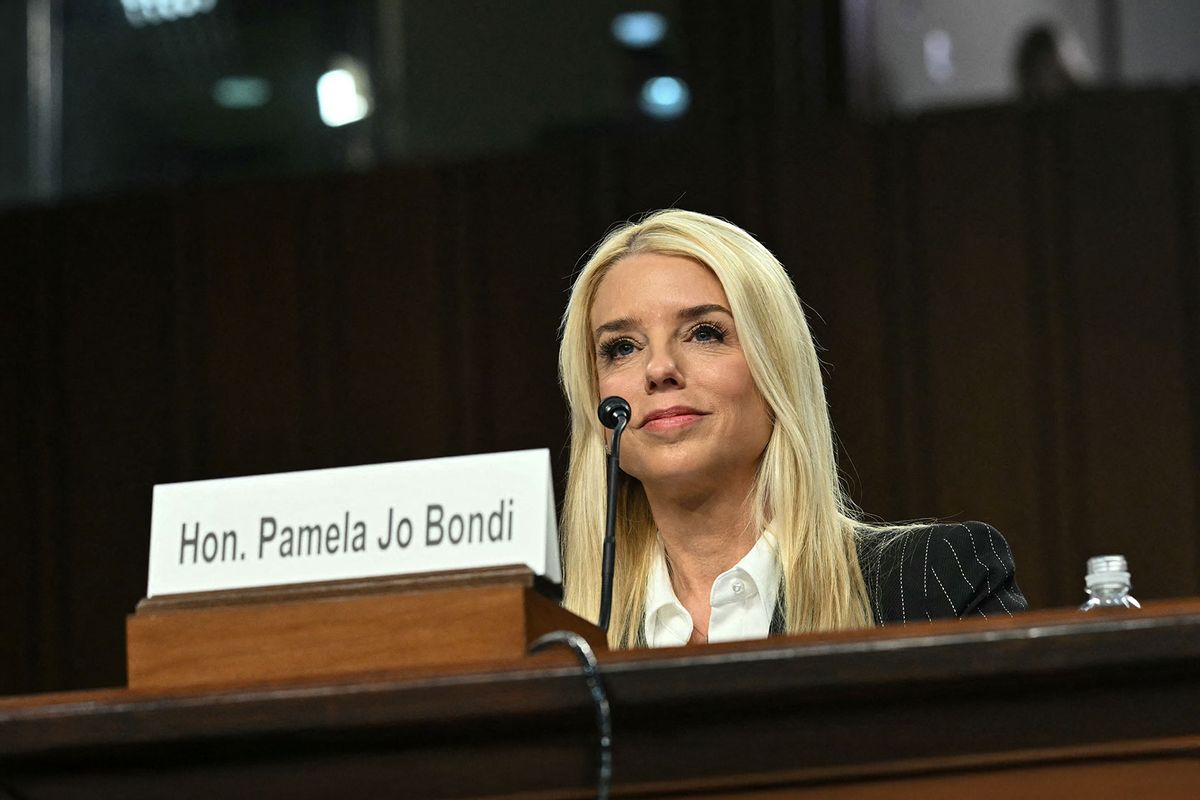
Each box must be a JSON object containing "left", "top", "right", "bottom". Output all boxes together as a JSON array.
[
  {"left": 641, "top": 412, "right": 706, "bottom": 431},
  {"left": 643, "top": 414, "right": 703, "bottom": 431}
]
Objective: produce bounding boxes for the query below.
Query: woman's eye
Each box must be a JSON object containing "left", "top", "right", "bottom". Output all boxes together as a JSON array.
[
  {"left": 600, "top": 338, "right": 637, "bottom": 361},
  {"left": 691, "top": 323, "right": 727, "bottom": 343}
]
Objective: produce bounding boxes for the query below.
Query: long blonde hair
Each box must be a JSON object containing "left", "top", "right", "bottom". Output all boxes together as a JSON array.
[{"left": 559, "top": 209, "right": 875, "bottom": 647}]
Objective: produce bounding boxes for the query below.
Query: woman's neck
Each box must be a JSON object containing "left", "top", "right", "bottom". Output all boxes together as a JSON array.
[{"left": 643, "top": 474, "right": 760, "bottom": 627}]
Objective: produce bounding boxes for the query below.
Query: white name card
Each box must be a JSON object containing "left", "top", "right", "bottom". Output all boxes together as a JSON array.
[{"left": 147, "top": 449, "right": 560, "bottom": 597}]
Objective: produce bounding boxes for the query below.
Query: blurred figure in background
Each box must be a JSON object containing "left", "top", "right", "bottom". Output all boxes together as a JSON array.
[{"left": 1015, "top": 24, "right": 1089, "bottom": 102}]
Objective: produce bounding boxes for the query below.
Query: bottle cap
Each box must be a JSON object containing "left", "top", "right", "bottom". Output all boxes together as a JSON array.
[
  {"left": 1085, "top": 554, "right": 1131, "bottom": 589},
  {"left": 1087, "top": 555, "right": 1127, "bottom": 574},
  {"left": 1086, "top": 571, "right": 1131, "bottom": 589}
]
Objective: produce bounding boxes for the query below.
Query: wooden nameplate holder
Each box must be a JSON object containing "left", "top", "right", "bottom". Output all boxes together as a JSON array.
[{"left": 125, "top": 565, "right": 605, "bottom": 690}]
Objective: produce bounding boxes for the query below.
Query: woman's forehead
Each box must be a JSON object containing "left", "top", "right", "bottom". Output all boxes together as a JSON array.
[{"left": 590, "top": 253, "right": 728, "bottom": 323}]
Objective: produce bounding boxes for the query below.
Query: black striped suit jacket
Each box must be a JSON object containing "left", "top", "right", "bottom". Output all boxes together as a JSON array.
[
  {"left": 857, "top": 521, "right": 1028, "bottom": 625},
  {"left": 765, "top": 521, "right": 1028, "bottom": 634}
]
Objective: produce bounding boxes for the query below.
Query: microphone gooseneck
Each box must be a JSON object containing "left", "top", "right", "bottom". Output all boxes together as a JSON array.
[{"left": 596, "top": 396, "right": 630, "bottom": 633}]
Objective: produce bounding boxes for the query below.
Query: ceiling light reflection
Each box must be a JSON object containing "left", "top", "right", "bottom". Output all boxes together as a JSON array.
[
  {"left": 611, "top": 12, "right": 668, "bottom": 49},
  {"left": 639, "top": 76, "right": 691, "bottom": 120},
  {"left": 121, "top": 0, "right": 217, "bottom": 27},
  {"left": 317, "top": 68, "right": 370, "bottom": 127},
  {"left": 213, "top": 76, "right": 272, "bottom": 109}
]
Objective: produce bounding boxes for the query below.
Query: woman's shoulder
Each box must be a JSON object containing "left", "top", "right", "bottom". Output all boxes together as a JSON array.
[
  {"left": 856, "top": 520, "right": 1028, "bottom": 624},
  {"left": 857, "top": 520, "right": 1014, "bottom": 565},
  {"left": 858, "top": 519, "right": 1005, "bottom": 546}
]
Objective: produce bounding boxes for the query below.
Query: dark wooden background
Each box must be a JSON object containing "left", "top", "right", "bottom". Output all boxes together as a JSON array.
[{"left": 3, "top": 89, "right": 1199, "bottom": 695}]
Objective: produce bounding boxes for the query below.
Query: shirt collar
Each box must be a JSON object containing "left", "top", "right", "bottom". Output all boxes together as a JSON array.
[
  {"left": 644, "top": 531, "right": 782, "bottom": 645},
  {"left": 716, "top": 530, "right": 780, "bottom": 610}
]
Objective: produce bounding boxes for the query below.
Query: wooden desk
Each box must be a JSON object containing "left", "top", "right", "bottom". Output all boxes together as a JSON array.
[{"left": 3, "top": 602, "right": 1200, "bottom": 798}]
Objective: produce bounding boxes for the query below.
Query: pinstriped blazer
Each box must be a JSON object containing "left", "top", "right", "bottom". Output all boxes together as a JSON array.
[
  {"left": 766, "top": 521, "right": 1028, "bottom": 634},
  {"left": 856, "top": 521, "right": 1028, "bottom": 624}
]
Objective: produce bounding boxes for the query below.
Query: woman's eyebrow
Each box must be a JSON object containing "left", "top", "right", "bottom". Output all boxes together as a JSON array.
[
  {"left": 678, "top": 303, "right": 732, "bottom": 320},
  {"left": 593, "top": 304, "right": 732, "bottom": 339},
  {"left": 593, "top": 316, "right": 640, "bottom": 338}
]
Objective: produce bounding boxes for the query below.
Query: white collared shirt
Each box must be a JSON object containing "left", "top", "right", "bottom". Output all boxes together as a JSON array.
[{"left": 644, "top": 532, "right": 782, "bottom": 648}]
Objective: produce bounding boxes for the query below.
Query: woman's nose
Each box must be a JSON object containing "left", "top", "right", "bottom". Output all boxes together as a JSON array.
[{"left": 644, "top": 346, "right": 684, "bottom": 391}]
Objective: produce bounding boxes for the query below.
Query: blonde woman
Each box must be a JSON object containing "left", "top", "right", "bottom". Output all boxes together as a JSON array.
[{"left": 558, "top": 209, "right": 1027, "bottom": 649}]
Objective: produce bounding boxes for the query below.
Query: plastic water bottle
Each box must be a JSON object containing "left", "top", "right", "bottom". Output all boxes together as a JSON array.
[{"left": 1079, "top": 555, "right": 1141, "bottom": 611}]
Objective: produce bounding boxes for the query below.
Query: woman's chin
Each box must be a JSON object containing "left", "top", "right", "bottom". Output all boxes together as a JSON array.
[{"left": 624, "top": 457, "right": 726, "bottom": 494}]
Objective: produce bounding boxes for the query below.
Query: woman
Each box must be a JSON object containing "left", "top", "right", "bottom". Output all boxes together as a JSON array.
[{"left": 558, "top": 209, "right": 1027, "bottom": 648}]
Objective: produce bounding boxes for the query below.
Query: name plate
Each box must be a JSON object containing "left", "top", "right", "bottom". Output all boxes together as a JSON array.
[{"left": 147, "top": 449, "right": 559, "bottom": 597}]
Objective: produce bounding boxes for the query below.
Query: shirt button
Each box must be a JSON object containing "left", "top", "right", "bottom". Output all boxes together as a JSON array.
[{"left": 731, "top": 579, "right": 745, "bottom": 595}]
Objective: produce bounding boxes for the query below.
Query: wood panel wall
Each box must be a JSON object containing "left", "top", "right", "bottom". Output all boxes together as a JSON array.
[{"left": 3, "top": 89, "right": 1198, "bottom": 695}]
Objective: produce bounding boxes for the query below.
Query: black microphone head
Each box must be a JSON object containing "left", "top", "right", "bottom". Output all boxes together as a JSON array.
[{"left": 597, "top": 396, "right": 631, "bottom": 429}]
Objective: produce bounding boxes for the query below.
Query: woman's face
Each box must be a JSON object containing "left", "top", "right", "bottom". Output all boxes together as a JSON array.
[{"left": 589, "top": 253, "right": 773, "bottom": 494}]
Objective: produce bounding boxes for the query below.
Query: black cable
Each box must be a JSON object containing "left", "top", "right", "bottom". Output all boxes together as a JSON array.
[{"left": 529, "top": 631, "right": 612, "bottom": 800}]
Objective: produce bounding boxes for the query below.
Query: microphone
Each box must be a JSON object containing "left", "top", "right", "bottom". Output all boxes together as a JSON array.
[
  {"left": 596, "top": 396, "right": 630, "bottom": 633},
  {"left": 598, "top": 396, "right": 630, "bottom": 431}
]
